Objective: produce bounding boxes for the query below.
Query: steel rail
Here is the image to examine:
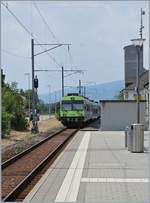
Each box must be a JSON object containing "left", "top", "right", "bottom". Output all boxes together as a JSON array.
[
  {"left": 2, "top": 128, "right": 66, "bottom": 169},
  {"left": 3, "top": 129, "right": 78, "bottom": 202}
]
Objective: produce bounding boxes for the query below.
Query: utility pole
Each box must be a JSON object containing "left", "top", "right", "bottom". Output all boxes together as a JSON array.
[
  {"left": 81, "top": 81, "right": 96, "bottom": 98},
  {"left": 62, "top": 66, "right": 64, "bottom": 97},
  {"left": 83, "top": 86, "right": 86, "bottom": 97},
  {"left": 54, "top": 91, "right": 57, "bottom": 114},
  {"left": 35, "top": 68, "right": 84, "bottom": 98},
  {"left": 31, "top": 39, "right": 38, "bottom": 133},
  {"left": 79, "top": 80, "right": 81, "bottom": 95},
  {"left": 24, "top": 73, "right": 31, "bottom": 115},
  {"left": 48, "top": 85, "right": 51, "bottom": 118},
  {"left": 31, "top": 39, "right": 71, "bottom": 133}
]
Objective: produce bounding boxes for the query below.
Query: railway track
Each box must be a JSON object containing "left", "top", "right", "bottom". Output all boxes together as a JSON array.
[{"left": 2, "top": 128, "right": 78, "bottom": 202}]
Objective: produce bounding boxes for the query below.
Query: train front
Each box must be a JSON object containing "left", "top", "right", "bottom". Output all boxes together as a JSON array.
[{"left": 60, "top": 94, "right": 85, "bottom": 127}]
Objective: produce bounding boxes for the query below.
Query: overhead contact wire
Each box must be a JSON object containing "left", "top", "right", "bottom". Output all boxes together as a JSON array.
[{"left": 2, "top": 2, "right": 61, "bottom": 67}]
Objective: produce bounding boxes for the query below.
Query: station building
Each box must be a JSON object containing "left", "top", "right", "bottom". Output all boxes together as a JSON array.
[
  {"left": 100, "top": 43, "right": 149, "bottom": 131},
  {"left": 122, "top": 44, "right": 148, "bottom": 100},
  {"left": 121, "top": 44, "right": 149, "bottom": 128}
]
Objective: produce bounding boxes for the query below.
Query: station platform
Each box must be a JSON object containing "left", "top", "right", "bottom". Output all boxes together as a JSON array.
[{"left": 24, "top": 130, "right": 149, "bottom": 202}]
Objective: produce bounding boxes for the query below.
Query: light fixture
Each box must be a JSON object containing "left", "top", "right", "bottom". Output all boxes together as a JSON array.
[{"left": 131, "top": 38, "right": 145, "bottom": 47}]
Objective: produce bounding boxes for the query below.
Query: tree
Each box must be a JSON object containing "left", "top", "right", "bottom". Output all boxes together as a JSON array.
[
  {"left": 20, "top": 89, "right": 32, "bottom": 112},
  {"left": 2, "top": 82, "right": 29, "bottom": 136},
  {"left": 20, "top": 89, "right": 47, "bottom": 114}
]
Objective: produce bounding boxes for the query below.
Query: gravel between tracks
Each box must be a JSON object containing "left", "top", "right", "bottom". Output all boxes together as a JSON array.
[
  {"left": 2, "top": 126, "right": 65, "bottom": 163},
  {"left": 2, "top": 117, "right": 64, "bottom": 162}
]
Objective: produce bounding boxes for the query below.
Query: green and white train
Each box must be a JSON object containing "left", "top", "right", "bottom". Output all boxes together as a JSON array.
[{"left": 57, "top": 93, "right": 100, "bottom": 127}]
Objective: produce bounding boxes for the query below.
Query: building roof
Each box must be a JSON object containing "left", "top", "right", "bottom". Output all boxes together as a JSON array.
[{"left": 99, "top": 100, "right": 146, "bottom": 103}]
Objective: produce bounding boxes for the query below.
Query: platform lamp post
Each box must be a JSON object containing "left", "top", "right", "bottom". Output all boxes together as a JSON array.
[{"left": 131, "top": 38, "right": 145, "bottom": 123}]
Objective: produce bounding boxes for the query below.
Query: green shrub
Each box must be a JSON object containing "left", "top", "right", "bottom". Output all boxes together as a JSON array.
[
  {"left": 2, "top": 82, "right": 29, "bottom": 135},
  {"left": 2, "top": 108, "right": 12, "bottom": 138},
  {"left": 11, "top": 112, "right": 29, "bottom": 131}
]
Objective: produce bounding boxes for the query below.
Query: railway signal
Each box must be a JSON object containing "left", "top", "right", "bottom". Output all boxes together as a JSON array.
[
  {"left": 1, "top": 69, "right": 5, "bottom": 87},
  {"left": 34, "top": 76, "right": 39, "bottom": 88}
]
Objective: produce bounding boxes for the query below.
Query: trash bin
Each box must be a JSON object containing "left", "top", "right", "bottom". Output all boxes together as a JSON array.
[{"left": 130, "top": 123, "right": 144, "bottom": 153}]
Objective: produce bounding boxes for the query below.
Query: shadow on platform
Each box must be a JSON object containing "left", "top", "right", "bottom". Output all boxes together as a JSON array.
[{"left": 80, "top": 119, "right": 100, "bottom": 131}]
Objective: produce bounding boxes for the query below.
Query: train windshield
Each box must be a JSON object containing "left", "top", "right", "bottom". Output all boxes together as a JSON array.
[
  {"left": 62, "top": 103, "right": 72, "bottom": 110},
  {"left": 62, "top": 100, "right": 83, "bottom": 111},
  {"left": 73, "top": 103, "right": 83, "bottom": 110}
]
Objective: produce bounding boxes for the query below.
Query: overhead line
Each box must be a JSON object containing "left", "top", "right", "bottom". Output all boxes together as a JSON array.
[
  {"left": 1, "top": 2, "right": 32, "bottom": 36},
  {"left": 33, "top": 2, "right": 60, "bottom": 43},
  {"left": 2, "top": 2, "right": 61, "bottom": 67},
  {"left": 33, "top": 2, "right": 71, "bottom": 68},
  {"left": 68, "top": 45, "right": 74, "bottom": 68},
  {"left": 2, "top": 49, "right": 31, "bottom": 59}
]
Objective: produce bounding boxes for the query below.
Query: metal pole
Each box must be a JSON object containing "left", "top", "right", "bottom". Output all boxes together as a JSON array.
[
  {"left": 54, "top": 91, "right": 56, "bottom": 114},
  {"left": 62, "top": 66, "right": 64, "bottom": 97},
  {"left": 84, "top": 86, "right": 86, "bottom": 97},
  {"left": 31, "top": 38, "right": 36, "bottom": 133},
  {"left": 28, "top": 73, "right": 30, "bottom": 113},
  {"left": 48, "top": 85, "right": 51, "bottom": 118},
  {"left": 79, "top": 80, "right": 81, "bottom": 95},
  {"left": 136, "top": 46, "right": 140, "bottom": 123},
  {"left": 148, "top": 2, "right": 150, "bottom": 200},
  {"left": 25, "top": 73, "right": 30, "bottom": 114},
  {"left": 140, "top": 9, "right": 144, "bottom": 71},
  {"left": 140, "top": 8, "right": 143, "bottom": 39},
  {"left": 28, "top": 74, "right": 31, "bottom": 114}
]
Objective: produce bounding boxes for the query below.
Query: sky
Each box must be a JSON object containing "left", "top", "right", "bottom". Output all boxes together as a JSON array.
[{"left": 1, "top": 1, "right": 149, "bottom": 94}]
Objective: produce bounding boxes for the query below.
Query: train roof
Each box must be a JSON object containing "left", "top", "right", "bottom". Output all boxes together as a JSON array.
[
  {"left": 62, "top": 94, "right": 84, "bottom": 101},
  {"left": 62, "top": 93, "right": 99, "bottom": 104},
  {"left": 67, "top": 93, "right": 79, "bottom": 96}
]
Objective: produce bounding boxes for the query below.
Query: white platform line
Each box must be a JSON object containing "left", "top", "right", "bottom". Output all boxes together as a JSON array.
[
  {"left": 81, "top": 178, "right": 149, "bottom": 183},
  {"left": 55, "top": 132, "right": 91, "bottom": 202}
]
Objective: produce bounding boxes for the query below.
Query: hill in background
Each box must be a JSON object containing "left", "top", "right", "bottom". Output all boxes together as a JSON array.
[{"left": 39, "top": 80, "right": 124, "bottom": 103}]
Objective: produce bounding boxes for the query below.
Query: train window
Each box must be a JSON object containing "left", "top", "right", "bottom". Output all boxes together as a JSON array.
[
  {"left": 62, "top": 104, "right": 72, "bottom": 110},
  {"left": 73, "top": 103, "right": 83, "bottom": 110}
]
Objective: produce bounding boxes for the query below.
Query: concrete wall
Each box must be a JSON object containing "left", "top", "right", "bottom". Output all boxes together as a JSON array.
[{"left": 100, "top": 101, "right": 146, "bottom": 131}]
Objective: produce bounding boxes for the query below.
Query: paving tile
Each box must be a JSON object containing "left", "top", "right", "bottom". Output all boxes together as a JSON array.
[{"left": 26, "top": 130, "right": 149, "bottom": 202}]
